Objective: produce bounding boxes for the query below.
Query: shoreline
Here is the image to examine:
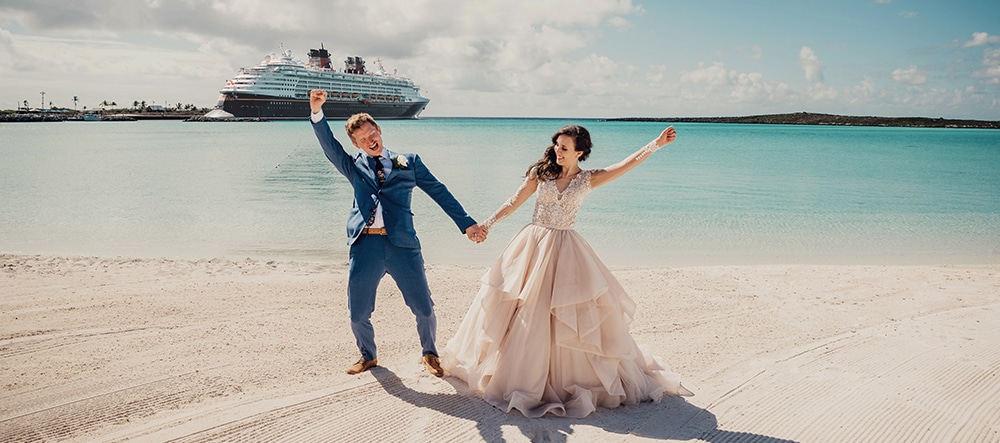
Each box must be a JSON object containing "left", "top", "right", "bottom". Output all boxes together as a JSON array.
[
  {"left": 2, "top": 253, "right": 998, "bottom": 441},
  {"left": 5, "top": 111, "right": 1000, "bottom": 128},
  {"left": 603, "top": 111, "right": 1000, "bottom": 129}
]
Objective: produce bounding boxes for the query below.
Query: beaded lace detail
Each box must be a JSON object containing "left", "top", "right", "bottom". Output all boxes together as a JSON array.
[
  {"left": 636, "top": 140, "right": 661, "bottom": 161},
  {"left": 531, "top": 170, "right": 592, "bottom": 230}
]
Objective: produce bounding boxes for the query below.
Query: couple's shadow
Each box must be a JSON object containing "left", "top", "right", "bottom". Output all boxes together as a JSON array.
[{"left": 369, "top": 367, "right": 796, "bottom": 443}]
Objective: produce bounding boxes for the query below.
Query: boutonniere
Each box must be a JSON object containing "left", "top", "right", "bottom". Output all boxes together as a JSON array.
[{"left": 392, "top": 154, "right": 408, "bottom": 169}]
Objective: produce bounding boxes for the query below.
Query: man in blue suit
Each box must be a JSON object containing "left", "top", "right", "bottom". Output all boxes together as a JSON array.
[{"left": 309, "top": 89, "right": 485, "bottom": 377}]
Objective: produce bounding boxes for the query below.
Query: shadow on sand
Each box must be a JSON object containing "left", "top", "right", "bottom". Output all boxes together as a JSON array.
[{"left": 371, "top": 367, "right": 797, "bottom": 443}]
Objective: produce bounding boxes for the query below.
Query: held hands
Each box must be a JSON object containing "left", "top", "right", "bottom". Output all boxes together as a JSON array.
[
  {"left": 655, "top": 126, "right": 677, "bottom": 148},
  {"left": 465, "top": 224, "right": 488, "bottom": 243},
  {"left": 309, "top": 89, "right": 327, "bottom": 114}
]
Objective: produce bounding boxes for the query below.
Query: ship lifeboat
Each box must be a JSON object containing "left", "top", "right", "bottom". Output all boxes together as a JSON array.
[
  {"left": 351, "top": 93, "right": 359, "bottom": 98},
  {"left": 341, "top": 92, "right": 350, "bottom": 98},
  {"left": 377, "top": 95, "right": 384, "bottom": 100}
]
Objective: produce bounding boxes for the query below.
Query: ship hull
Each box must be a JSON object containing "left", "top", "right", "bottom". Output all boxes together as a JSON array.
[{"left": 219, "top": 93, "right": 427, "bottom": 120}]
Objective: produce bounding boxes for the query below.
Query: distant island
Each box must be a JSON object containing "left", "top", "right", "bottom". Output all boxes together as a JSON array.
[
  {"left": 604, "top": 112, "right": 1000, "bottom": 129},
  {"left": 0, "top": 103, "right": 213, "bottom": 123}
]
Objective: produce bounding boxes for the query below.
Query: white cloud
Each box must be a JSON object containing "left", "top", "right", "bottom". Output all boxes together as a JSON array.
[
  {"left": 0, "top": 27, "right": 19, "bottom": 67},
  {"left": 892, "top": 66, "right": 927, "bottom": 85},
  {"left": 680, "top": 62, "right": 731, "bottom": 88},
  {"left": 844, "top": 75, "right": 878, "bottom": 103},
  {"left": 0, "top": 31, "right": 237, "bottom": 109},
  {"left": 964, "top": 32, "right": 1000, "bottom": 48},
  {"left": 799, "top": 46, "right": 824, "bottom": 83},
  {"left": 680, "top": 61, "right": 793, "bottom": 103},
  {"left": 355, "top": 0, "right": 648, "bottom": 101},
  {"left": 733, "top": 72, "right": 794, "bottom": 102},
  {"left": 806, "top": 83, "right": 838, "bottom": 101},
  {"left": 645, "top": 64, "right": 666, "bottom": 82},
  {"left": 984, "top": 47, "right": 1000, "bottom": 65},
  {"left": 607, "top": 16, "right": 632, "bottom": 31},
  {"left": 1, "top": 0, "right": 997, "bottom": 118},
  {"left": 974, "top": 48, "right": 1000, "bottom": 84}
]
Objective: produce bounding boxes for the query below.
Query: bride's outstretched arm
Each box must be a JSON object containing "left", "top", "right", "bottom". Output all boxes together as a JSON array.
[
  {"left": 590, "top": 126, "right": 676, "bottom": 188},
  {"left": 482, "top": 171, "right": 540, "bottom": 232}
]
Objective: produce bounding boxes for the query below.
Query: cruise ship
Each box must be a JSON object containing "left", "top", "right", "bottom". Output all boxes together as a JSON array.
[{"left": 209, "top": 45, "right": 429, "bottom": 120}]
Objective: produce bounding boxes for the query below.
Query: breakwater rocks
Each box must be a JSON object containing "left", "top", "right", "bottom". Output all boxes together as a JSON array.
[
  {"left": 1, "top": 113, "right": 268, "bottom": 122},
  {"left": 1, "top": 114, "right": 70, "bottom": 122},
  {"left": 605, "top": 112, "right": 1000, "bottom": 129},
  {"left": 100, "top": 115, "right": 138, "bottom": 121},
  {"left": 0, "top": 114, "right": 138, "bottom": 122}
]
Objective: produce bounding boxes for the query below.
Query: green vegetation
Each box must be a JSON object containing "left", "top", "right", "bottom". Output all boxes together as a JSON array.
[{"left": 2, "top": 100, "right": 212, "bottom": 122}]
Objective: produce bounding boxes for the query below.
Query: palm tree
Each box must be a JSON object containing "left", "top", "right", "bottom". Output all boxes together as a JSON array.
[{"left": 133, "top": 100, "right": 140, "bottom": 110}]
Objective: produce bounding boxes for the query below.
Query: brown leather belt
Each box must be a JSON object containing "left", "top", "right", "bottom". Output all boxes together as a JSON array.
[{"left": 361, "top": 227, "right": 387, "bottom": 235}]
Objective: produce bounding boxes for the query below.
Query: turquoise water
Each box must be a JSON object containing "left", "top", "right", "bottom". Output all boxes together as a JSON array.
[{"left": 1, "top": 119, "right": 998, "bottom": 266}]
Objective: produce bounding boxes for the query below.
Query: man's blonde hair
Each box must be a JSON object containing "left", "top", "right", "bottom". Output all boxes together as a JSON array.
[{"left": 345, "top": 113, "right": 378, "bottom": 142}]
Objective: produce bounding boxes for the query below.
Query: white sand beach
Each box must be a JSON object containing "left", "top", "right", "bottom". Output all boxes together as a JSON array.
[{"left": 1, "top": 254, "right": 998, "bottom": 442}]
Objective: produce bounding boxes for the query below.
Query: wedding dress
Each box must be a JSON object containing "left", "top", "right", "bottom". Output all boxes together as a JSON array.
[{"left": 441, "top": 169, "right": 692, "bottom": 418}]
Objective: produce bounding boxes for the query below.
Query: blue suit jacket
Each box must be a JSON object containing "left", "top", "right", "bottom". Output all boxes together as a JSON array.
[{"left": 312, "top": 117, "right": 476, "bottom": 248}]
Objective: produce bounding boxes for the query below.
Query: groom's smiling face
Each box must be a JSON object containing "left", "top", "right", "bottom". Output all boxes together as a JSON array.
[{"left": 350, "top": 122, "right": 384, "bottom": 157}]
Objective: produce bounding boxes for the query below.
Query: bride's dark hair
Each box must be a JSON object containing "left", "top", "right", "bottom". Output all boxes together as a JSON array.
[{"left": 527, "top": 125, "right": 593, "bottom": 180}]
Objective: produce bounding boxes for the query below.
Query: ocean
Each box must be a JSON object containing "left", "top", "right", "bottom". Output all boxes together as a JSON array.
[{"left": 1, "top": 118, "right": 998, "bottom": 266}]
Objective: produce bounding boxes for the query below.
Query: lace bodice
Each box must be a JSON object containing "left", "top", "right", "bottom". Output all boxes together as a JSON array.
[{"left": 531, "top": 170, "right": 593, "bottom": 229}]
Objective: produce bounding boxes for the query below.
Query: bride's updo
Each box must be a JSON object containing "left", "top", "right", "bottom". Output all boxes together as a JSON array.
[{"left": 527, "top": 125, "right": 593, "bottom": 180}]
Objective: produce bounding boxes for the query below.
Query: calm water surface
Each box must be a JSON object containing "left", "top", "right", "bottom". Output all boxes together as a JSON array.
[{"left": 1, "top": 118, "right": 998, "bottom": 266}]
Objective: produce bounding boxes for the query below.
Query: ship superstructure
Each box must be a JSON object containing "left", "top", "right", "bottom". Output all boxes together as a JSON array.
[{"left": 212, "top": 45, "right": 429, "bottom": 119}]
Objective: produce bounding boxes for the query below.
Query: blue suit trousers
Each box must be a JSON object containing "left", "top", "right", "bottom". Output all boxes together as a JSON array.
[{"left": 348, "top": 234, "right": 437, "bottom": 361}]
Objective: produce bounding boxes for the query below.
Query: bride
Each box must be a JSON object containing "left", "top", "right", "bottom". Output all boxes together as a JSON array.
[{"left": 442, "top": 124, "right": 692, "bottom": 418}]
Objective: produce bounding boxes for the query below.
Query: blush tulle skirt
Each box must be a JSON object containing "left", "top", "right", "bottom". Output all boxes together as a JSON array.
[{"left": 441, "top": 224, "right": 692, "bottom": 418}]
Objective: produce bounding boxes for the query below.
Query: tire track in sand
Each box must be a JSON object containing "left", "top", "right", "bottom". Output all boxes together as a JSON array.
[
  {"left": 0, "top": 327, "right": 152, "bottom": 359},
  {"left": 694, "top": 302, "right": 1000, "bottom": 442},
  {"left": 110, "top": 368, "right": 488, "bottom": 443},
  {"left": 0, "top": 367, "right": 238, "bottom": 443}
]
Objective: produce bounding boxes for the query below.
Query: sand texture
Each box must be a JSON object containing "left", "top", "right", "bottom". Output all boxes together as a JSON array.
[{"left": 2, "top": 255, "right": 998, "bottom": 442}]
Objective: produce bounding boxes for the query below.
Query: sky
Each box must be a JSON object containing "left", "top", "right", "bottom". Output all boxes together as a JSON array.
[{"left": 1, "top": 0, "right": 998, "bottom": 119}]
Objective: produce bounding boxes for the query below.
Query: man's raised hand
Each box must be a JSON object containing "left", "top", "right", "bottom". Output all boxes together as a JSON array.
[{"left": 309, "top": 89, "right": 327, "bottom": 114}]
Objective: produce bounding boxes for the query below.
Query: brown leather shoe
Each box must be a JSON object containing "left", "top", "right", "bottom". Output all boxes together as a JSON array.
[
  {"left": 422, "top": 354, "right": 443, "bottom": 377},
  {"left": 346, "top": 357, "right": 378, "bottom": 375}
]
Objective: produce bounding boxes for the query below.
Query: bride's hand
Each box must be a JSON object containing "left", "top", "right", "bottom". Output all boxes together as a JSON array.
[
  {"left": 655, "top": 126, "right": 676, "bottom": 147},
  {"left": 466, "top": 224, "right": 488, "bottom": 243}
]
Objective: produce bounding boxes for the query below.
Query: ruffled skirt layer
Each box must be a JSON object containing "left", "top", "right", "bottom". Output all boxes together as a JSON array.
[{"left": 441, "top": 224, "right": 691, "bottom": 418}]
